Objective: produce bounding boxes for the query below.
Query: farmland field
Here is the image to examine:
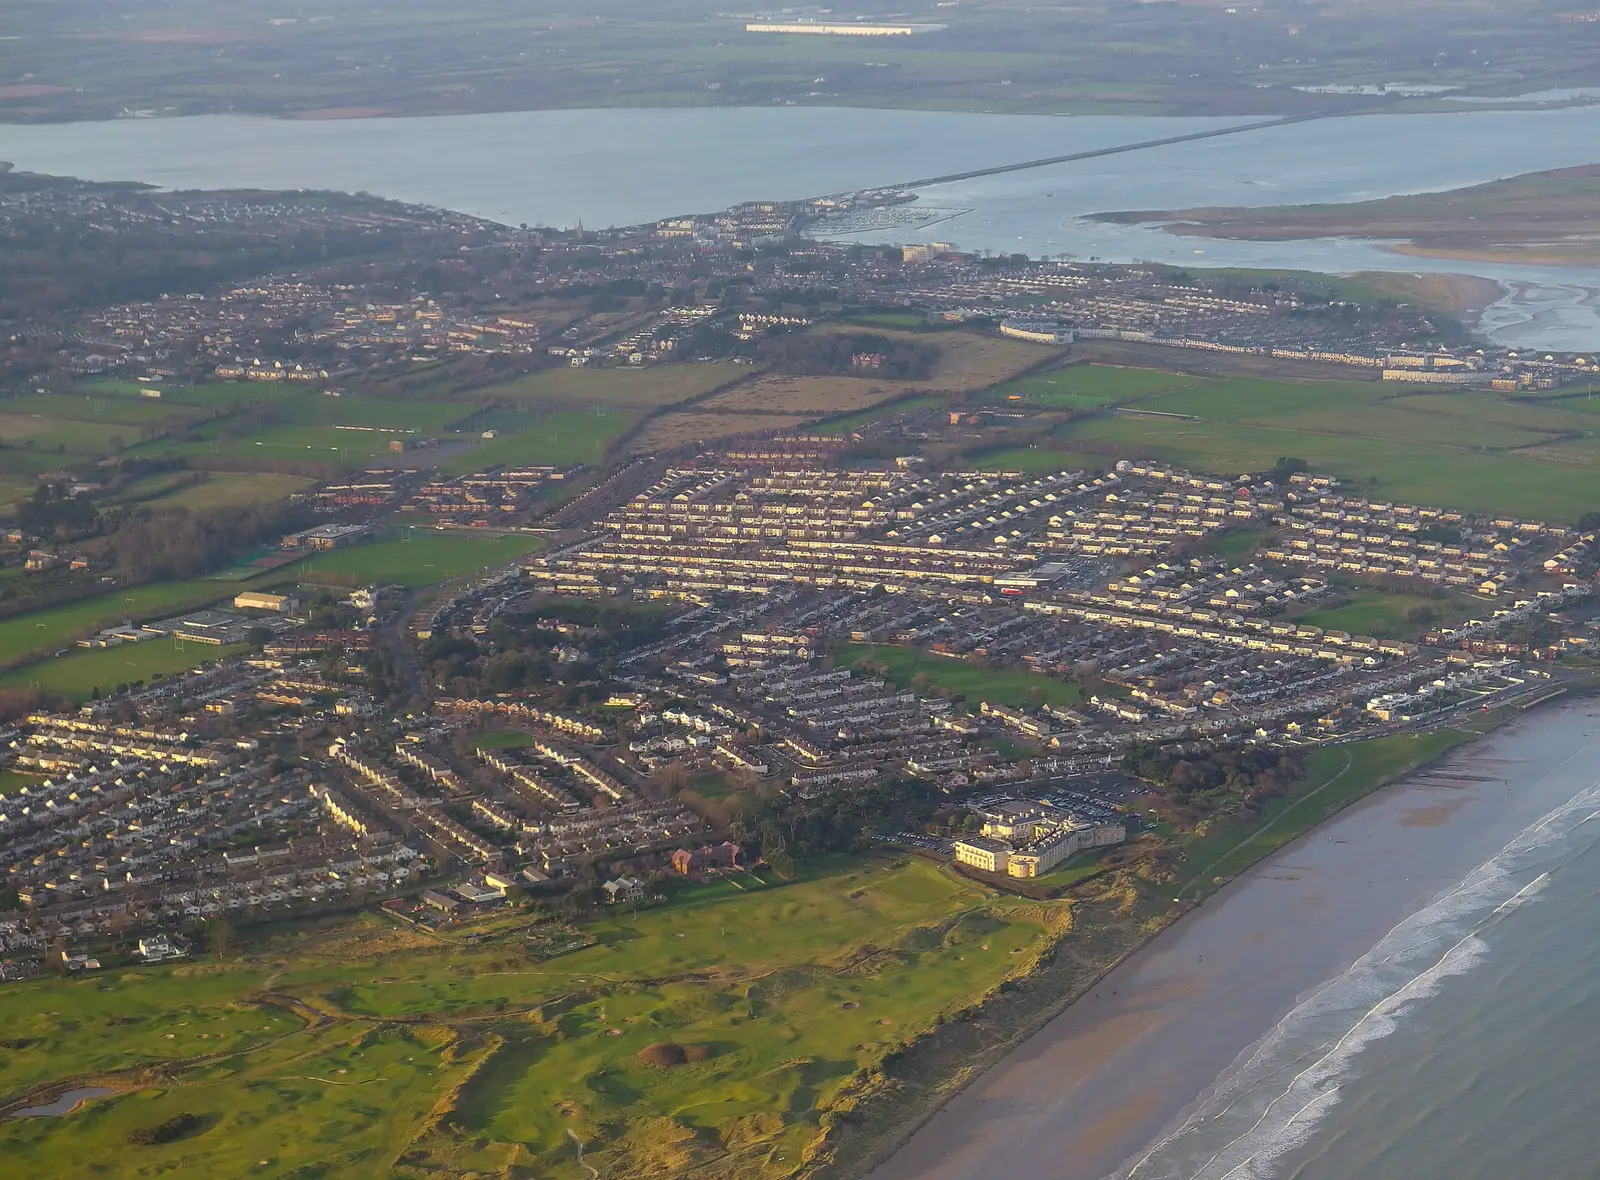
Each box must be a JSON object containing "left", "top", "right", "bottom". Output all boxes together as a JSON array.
[
  {"left": 630, "top": 410, "right": 815, "bottom": 453},
  {"left": 839, "top": 643, "right": 1084, "bottom": 708},
  {"left": 698, "top": 374, "right": 910, "bottom": 416},
  {"left": 141, "top": 472, "right": 315, "bottom": 511},
  {"left": 0, "top": 857, "right": 1066, "bottom": 1180},
  {"left": 291, "top": 533, "right": 541, "bottom": 587},
  {"left": 0, "top": 412, "right": 130, "bottom": 455},
  {"left": 477, "top": 363, "right": 745, "bottom": 410}
]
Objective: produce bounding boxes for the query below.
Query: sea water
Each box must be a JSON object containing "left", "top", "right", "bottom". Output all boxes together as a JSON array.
[{"left": 1118, "top": 755, "right": 1600, "bottom": 1180}]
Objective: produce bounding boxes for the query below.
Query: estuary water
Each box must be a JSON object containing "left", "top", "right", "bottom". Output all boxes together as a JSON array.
[{"left": 3, "top": 105, "right": 1600, "bottom": 345}]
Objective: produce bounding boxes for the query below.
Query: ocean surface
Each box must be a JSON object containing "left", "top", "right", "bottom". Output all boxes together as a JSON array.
[
  {"left": 868, "top": 702, "right": 1600, "bottom": 1180},
  {"left": 3, "top": 105, "right": 1600, "bottom": 346},
  {"left": 1120, "top": 726, "right": 1600, "bottom": 1180}
]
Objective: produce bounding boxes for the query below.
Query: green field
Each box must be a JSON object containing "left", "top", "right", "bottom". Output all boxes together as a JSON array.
[
  {"left": 114, "top": 386, "right": 471, "bottom": 469},
  {"left": 970, "top": 447, "right": 1113, "bottom": 475},
  {"left": 141, "top": 472, "right": 314, "bottom": 512},
  {"left": 293, "top": 533, "right": 542, "bottom": 588},
  {"left": 3, "top": 390, "right": 204, "bottom": 428},
  {"left": 1054, "top": 374, "right": 1600, "bottom": 520},
  {"left": 440, "top": 408, "right": 636, "bottom": 474},
  {"left": 477, "top": 363, "right": 743, "bottom": 410},
  {"left": 0, "top": 639, "right": 251, "bottom": 701},
  {"left": 0, "top": 581, "right": 221, "bottom": 667},
  {"left": 813, "top": 395, "right": 942, "bottom": 435},
  {"left": 840, "top": 313, "right": 930, "bottom": 331},
  {"left": 992, "top": 364, "right": 1210, "bottom": 408},
  {"left": 0, "top": 769, "right": 41, "bottom": 796},
  {"left": 839, "top": 643, "right": 1084, "bottom": 708},
  {"left": 1298, "top": 589, "right": 1462, "bottom": 639},
  {"left": 0, "top": 857, "right": 1065, "bottom": 1179},
  {"left": 1201, "top": 525, "right": 1276, "bottom": 561},
  {"left": 1171, "top": 729, "right": 1475, "bottom": 898}
]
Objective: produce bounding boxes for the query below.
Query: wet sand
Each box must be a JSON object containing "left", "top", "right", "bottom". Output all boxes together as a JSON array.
[{"left": 868, "top": 700, "right": 1600, "bottom": 1180}]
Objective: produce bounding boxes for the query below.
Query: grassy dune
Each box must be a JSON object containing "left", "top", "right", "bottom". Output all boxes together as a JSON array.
[{"left": 0, "top": 858, "right": 1067, "bottom": 1179}]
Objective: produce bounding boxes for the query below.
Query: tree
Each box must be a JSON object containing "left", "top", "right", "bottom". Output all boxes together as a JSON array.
[
  {"left": 655, "top": 761, "right": 692, "bottom": 798},
  {"left": 203, "top": 915, "right": 233, "bottom": 960},
  {"left": 766, "top": 847, "right": 797, "bottom": 881}
]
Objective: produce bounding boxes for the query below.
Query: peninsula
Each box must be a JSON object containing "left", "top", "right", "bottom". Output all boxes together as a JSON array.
[{"left": 1091, "top": 164, "right": 1600, "bottom": 266}]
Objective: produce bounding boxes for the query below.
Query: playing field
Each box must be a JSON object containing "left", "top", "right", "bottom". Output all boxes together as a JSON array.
[
  {"left": 0, "top": 857, "right": 1066, "bottom": 1179},
  {"left": 991, "top": 363, "right": 1211, "bottom": 407},
  {"left": 440, "top": 408, "right": 636, "bottom": 474},
  {"left": 0, "top": 581, "right": 221, "bottom": 667},
  {"left": 839, "top": 642, "right": 1084, "bottom": 708},
  {"left": 971, "top": 447, "right": 1114, "bottom": 475},
  {"left": 291, "top": 533, "right": 541, "bottom": 587},
  {"left": 0, "top": 640, "right": 251, "bottom": 701}
]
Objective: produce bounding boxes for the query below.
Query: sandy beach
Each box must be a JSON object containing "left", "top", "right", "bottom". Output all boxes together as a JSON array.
[{"left": 868, "top": 698, "right": 1600, "bottom": 1180}]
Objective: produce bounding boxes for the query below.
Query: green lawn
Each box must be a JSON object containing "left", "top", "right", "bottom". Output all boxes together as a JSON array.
[
  {"left": 0, "top": 769, "right": 41, "bottom": 796},
  {"left": 0, "top": 640, "right": 251, "bottom": 701},
  {"left": 440, "top": 409, "right": 635, "bottom": 474},
  {"left": 292, "top": 533, "right": 541, "bottom": 588},
  {"left": 1170, "top": 729, "right": 1476, "bottom": 898},
  {"left": 1053, "top": 372, "right": 1600, "bottom": 520},
  {"left": 1298, "top": 589, "right": 1460, "bottom": 639},
  {"left": 0, "top": 857, "right": 1065, "bottom": 1179},
  {"left": 1200, "top": 525, "right": 1274, "bottom": 561},
  {"left": 0, "top": 581, "right": 221, "bottom": 666},
  {"left": 839, "top": 642, "right": 1084, "bottom": 708},
  {"left": 992, "top": 363, "right": 1210, "bottom": 407}
]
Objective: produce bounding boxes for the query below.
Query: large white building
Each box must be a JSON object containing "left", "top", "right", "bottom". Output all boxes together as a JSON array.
[
  {"left": 954, "top": 800, "right": 1126, "bottom": 880},
  {"left": 744, "top": 22, "right": 946, "bottom": 35}
]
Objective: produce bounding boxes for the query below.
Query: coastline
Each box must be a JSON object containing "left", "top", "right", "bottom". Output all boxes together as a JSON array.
[{"left": 821, "top": 698, "right": 1600, "bottom": 1180}]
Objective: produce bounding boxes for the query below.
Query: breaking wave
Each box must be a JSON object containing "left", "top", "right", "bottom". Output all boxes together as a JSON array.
[{"left": 1114, "top": 770, "right": 1600, "bottom": 1180}]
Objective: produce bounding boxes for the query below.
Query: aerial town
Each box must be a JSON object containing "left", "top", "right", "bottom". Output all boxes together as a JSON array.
[{"left": 2, "top": 162, "right": 1599, "bottom": 1180}]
